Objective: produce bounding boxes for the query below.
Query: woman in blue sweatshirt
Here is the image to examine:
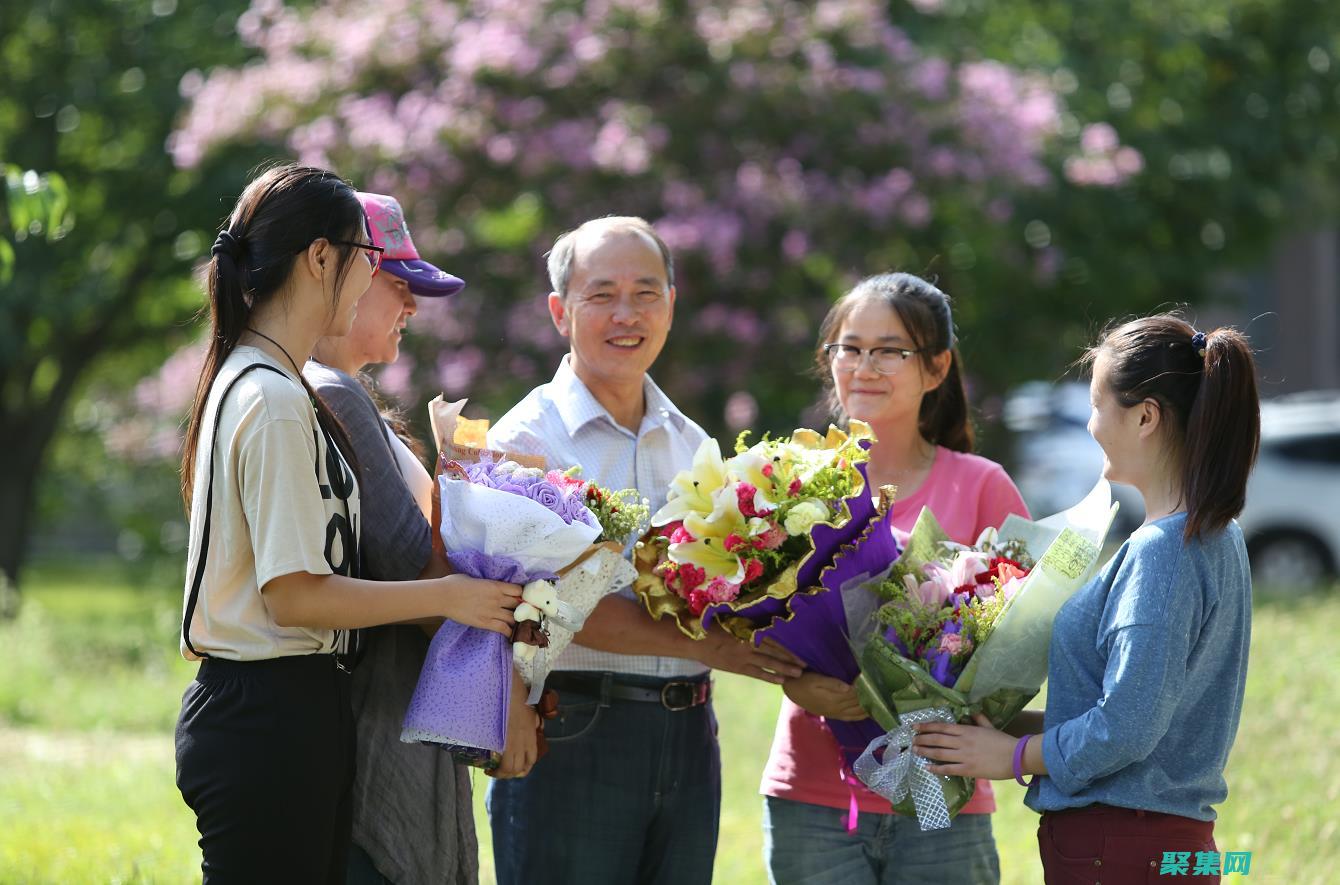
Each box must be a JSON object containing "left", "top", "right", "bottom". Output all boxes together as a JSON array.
[{"left": 913, "top": 314, "right": 1260, "bottom": 884}]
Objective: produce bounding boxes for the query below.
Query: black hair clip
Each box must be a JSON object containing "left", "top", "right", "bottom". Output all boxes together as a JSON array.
[
  {"left": 1190, "top": 331, "right": 1207, "bottom": 357},
  {"left": 211, "top": 230, "right": 244, "bottom": 261}
]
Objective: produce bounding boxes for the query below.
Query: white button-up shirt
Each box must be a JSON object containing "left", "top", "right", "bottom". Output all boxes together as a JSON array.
[{"left": 488, "top": 355, "right": 709, "bottom": 678}]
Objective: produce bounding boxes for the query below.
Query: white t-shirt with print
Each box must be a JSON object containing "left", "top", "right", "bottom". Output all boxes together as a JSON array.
[{"left": 179, "top": 346, "right": 362, "bottom": 661}]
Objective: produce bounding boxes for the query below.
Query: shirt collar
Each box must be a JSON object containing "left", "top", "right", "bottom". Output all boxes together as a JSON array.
[{"left": 549, "top": 354, "right": 689, "bottom": 438}]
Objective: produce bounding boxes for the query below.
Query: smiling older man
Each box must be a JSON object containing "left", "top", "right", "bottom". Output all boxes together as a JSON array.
[{"left": 485, "top": 216, "right": 803, "bottom": 885}]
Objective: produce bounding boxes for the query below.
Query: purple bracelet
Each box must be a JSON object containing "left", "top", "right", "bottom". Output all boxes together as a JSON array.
[{"left": 1013, "top": 735, "right": 1037, "bottom": 786}]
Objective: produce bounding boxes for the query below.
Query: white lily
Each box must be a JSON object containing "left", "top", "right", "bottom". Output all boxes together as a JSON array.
[
  {"left": 672, "top": 485, "right": 748, "bottom": 581},
  {"left": 652, "top": 437, "right": 728, "bottom": 526}
]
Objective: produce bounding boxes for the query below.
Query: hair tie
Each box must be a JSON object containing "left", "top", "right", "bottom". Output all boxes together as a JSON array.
[
  {"left": 211, "top": 230, "right": 244, "bottom": 261},
  {"left": 1190, "top": 331, "right": 1207, "bottom": 357}
]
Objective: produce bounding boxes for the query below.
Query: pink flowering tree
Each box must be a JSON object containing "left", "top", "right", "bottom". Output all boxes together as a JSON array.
[{"left": 169, "top": 0, "right": 1118, "bottom": 434}]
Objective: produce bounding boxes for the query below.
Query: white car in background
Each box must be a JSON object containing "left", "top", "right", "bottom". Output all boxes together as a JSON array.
[
  {"left": 1239, "top": 392, "right": 1340, "bottom": 588},
  {"left": 1007, "top": 384, "right": 1340, "bottom": 589}
]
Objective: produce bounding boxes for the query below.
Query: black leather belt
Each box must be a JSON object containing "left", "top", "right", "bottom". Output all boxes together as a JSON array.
[{"left": 546, "top": 671, "right": 712, "bottom": 712}]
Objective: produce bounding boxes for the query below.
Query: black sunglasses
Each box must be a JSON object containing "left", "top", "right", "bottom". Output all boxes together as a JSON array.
[{"left": 331, "top": 239, "right": 385, "bottom": 275}]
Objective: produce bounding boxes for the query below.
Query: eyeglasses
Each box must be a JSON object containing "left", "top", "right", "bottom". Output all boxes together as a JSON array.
[
  {"left": 823, "top": 343, "right": 922, "bottom": 375},
  {"left": 331, "top": 239, "right": 385, "bottom": 276}
]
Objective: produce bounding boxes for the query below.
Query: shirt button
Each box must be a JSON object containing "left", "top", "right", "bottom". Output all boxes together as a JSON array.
[{"left": 1094, "top": 859, "right": 1101, "bottom": 866}]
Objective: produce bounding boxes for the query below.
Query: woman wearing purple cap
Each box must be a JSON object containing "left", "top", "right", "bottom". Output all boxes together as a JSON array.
[{"left": 306, "top": 192, "right": 531, "bottom": 885}]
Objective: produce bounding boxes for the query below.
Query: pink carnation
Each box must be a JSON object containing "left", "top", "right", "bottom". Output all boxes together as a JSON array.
[
  {"left": 736, "top": 482, "right": 761, "bottom": 518},
  {"left": 545, "top": 470, "right": 587, "bottom": 491},
  {"left": 704, "top": 576, "right": 738, "bottom": 603},
  {"left": 939, "top": 632, "right": 968, "bottom": 655},
  {"left": 752, "top": 522, "right": 788, "bottom": 550},
  {"left": 678, "top": 563, "right": 707, "bottom": 595}
]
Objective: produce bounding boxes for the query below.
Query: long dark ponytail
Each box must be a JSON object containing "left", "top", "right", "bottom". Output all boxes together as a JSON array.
[
  {"left": 815, "top": 272, "right": 975, "bottom": 453},
  {"left": 182, "top": 164, "right": 367, "bottom": 509},
  {"left": 1086, "top": 313, "right": 1261, "bottom": 540}
]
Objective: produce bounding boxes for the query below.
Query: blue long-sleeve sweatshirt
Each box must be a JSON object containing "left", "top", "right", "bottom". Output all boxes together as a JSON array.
[{"left": 1026, "top": 512, "right": 1252, "bottom": 821}]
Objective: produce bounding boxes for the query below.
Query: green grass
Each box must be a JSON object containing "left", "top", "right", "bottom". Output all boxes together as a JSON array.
[
  {"left": 0, "top": 561, "right": 195, "bottom": 732},
  {"left": 2, "top": 561, "right": 1338, "bottom": 883}
]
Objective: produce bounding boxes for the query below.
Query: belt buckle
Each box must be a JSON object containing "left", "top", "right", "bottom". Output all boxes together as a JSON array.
[{"left": 660, "top": 681, "right": 695, "bottom": 712}]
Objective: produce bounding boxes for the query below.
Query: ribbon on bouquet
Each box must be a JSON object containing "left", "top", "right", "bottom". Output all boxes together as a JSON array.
[
  {"left": 852, "top": 706, "right": 958, "bottom": 832},
  {"left": 549, "top": 599, "right": 587, "bottom": 633}
]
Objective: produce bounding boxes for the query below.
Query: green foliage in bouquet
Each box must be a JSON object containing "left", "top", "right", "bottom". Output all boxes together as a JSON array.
[
  {"left": 585, "top": 485, "right": 651, "bottom": 547},
  {"left": 854, "top": 635, "right": 1037, "bottom": 820}
]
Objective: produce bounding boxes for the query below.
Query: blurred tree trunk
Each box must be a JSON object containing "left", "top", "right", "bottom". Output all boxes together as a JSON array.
[
  {"left": 0, "top": 249, "right": 154, "bottom": 614},
  {"left": 0, "top": 348, "right": 90, "bottom": 614}
]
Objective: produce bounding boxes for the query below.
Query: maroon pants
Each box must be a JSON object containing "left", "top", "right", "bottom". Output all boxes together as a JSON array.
[{"left": 1038, "top": 804, "right": 1218, "bottom": 884}]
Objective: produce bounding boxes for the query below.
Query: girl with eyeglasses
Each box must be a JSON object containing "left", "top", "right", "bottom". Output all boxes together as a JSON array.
[
  {"left": 759, "top": 272, "right": 1028, "bottom": 885},
  {"left": 175, "top": 165, "right": 521, "bottom": 883}
]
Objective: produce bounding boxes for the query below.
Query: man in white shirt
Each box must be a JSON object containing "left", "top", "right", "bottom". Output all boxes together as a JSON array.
[{"left": 486, "top": 217, "right": 803, "bottom": 885}]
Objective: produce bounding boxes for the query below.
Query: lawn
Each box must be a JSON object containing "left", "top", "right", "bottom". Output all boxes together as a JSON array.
[{"left": 1, "top": 559, "right": 1336, "bottom": 884}]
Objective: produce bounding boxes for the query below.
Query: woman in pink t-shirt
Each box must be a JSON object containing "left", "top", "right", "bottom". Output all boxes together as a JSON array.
[{"left": 761, "top": 273, "right": 1029, "bottom": 884}]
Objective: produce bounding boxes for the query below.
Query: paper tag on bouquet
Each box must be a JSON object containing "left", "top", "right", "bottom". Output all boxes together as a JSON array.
[
  {"left": 428, "top": 396, "right": 547, "bottom": 561},
  {"left": 428, "top": 395, "right": 545, "bottom": 469},
  {"left": 955, "top": 479, "right": 1120, "bottom": 704}
]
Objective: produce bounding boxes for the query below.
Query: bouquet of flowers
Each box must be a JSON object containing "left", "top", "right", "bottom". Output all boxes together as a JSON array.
[
  {"left": 869, "top": 533, "right": 1034, "bottom": 692},
  {"left": 842, "top": 480, "right": 1119, "bottom": 830},
  {"left": 509, "top": 467, "right": 647, "bottom": 702},
  {"left": 401, "top": 400, "right": 644, "bottom": 769},
  {"left": 633, "top": 422, "right": 874, "bottom": 640}
]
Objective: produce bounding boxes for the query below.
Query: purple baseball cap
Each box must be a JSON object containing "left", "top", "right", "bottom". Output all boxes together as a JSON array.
[{"left": 357, "top": 192, "right": 465, "bottom": 297}]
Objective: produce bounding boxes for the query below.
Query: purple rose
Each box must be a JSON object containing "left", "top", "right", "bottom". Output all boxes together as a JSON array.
[
  {"left": 561, "top": 492, "right": 599, "bottom": 528},
  {"left": 466, "top": 461, "right": 500, "bottom": 487},
  {"left": 524, "top": 479, "right": 565, "bottom": 515},
  {"left": 494, "top": 478, "right": 532, "bottom": 497}
]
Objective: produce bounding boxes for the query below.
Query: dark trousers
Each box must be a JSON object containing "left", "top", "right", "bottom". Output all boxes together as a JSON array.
[
  {"left": 175, "top": 655, "right": 356, "bottom": 885},
  {"left": 1039, "top": 804, "right": 1218, "bottom": 884},
  {"left": 487, "top": 672, "right": 721, "bottom": 885}
]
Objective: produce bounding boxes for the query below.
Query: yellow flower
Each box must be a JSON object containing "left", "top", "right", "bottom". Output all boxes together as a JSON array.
[
  {"left": 789, "top": 420, "right": 873, "bottom": 450},
  {"left": 652, "top": 437, "right": 727, "bottom": 525},
  {"left": 783, "top": 499, "right": 830, "bottom": 536},
  {"left": 683, "top": 483, "right": 746, "bottom": 541}
]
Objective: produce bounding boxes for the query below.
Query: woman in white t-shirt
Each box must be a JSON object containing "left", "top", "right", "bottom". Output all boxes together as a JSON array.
[{"left": 175, "top": 165, "right": 521, "bottom": 885}]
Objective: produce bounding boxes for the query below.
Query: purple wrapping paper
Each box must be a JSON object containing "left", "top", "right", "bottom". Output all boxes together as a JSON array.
[
  {"left": 402, "top": 618, "right": 513, "bottom": 752},
  {"left": 447, "top": 551, "right": 558, "bottom": 585},
  {"left": 402, "top": 554, "right": 552, "bottom": 753},
  {"left": 756, "top": 484, "right": 904, "bottom": 766}
]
